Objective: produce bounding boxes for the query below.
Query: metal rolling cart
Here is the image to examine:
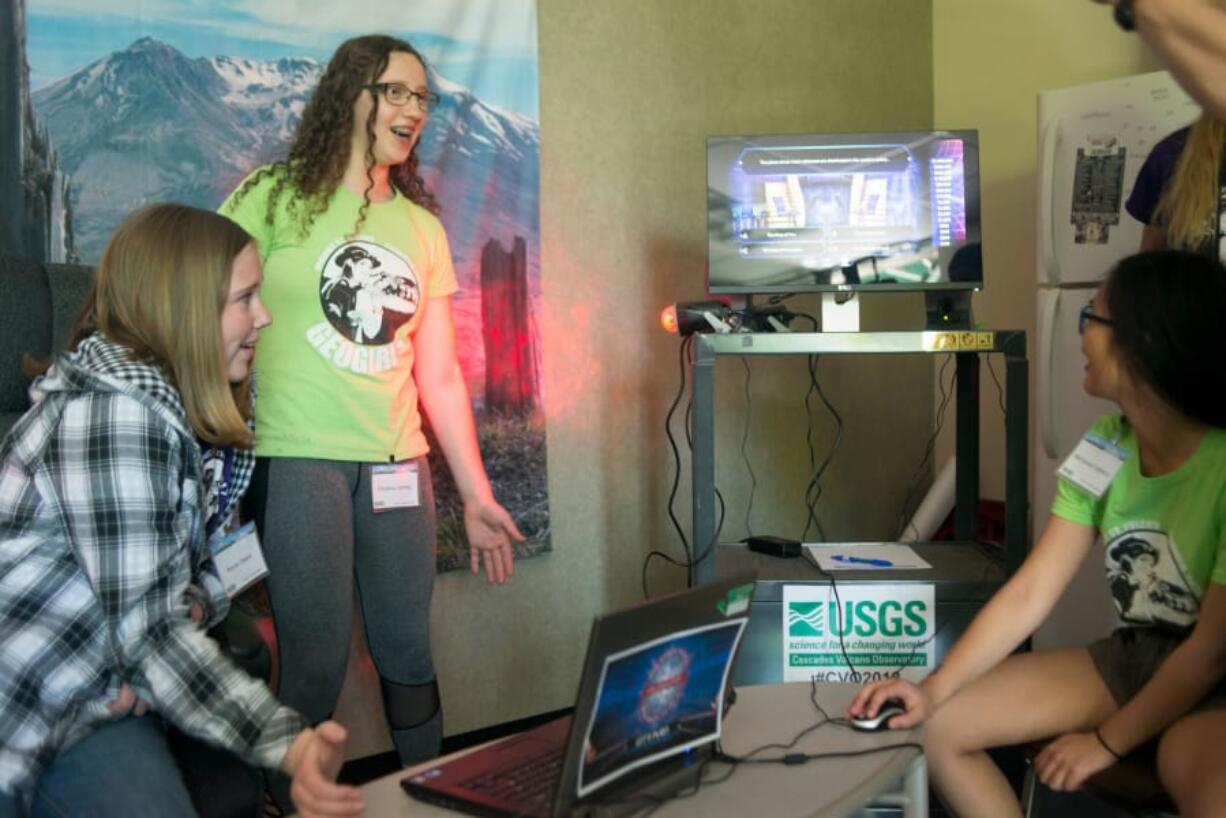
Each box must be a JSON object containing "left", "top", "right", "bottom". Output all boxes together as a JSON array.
[{"left": 690, "top": 330, "right": 1029, "bottom": 685}]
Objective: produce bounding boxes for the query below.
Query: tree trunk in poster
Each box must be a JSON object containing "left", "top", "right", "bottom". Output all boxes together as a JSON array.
[{"left": 480, "top": 235, "right": 538, "bottom": 416}]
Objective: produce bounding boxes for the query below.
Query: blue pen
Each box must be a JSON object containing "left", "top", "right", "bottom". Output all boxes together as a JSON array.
[{"left": 831, "top": 554, "right": 893, "bottom": 567}]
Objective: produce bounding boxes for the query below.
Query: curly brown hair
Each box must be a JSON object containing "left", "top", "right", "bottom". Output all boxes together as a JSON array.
[{"left": 229, "top": 34, "right": 440, "bottom": 236}]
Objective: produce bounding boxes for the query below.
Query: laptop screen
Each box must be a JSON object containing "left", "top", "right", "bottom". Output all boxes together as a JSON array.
[{"left": 576, "top": 618, "right": 746, "bottom": 798}]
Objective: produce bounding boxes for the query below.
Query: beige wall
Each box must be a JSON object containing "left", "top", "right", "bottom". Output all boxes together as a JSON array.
[
  {"left": 931, "top": 0, "right": 1158, "bottom": 500},
  {"left": 334, "top": 0, "right": 939, "bottom": 752}
]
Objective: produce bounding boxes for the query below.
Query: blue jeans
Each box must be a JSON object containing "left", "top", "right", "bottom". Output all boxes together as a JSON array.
[
  {"left": 0, "top": 717, "right": 197, "bottom": 818},
  {"left": 35, "top": 716, "right": 198, "bottom": 818}
]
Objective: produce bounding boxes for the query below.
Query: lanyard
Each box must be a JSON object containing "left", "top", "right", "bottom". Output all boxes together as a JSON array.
[
  {"left": 217, "top": 447, "right": 235, "bottom": 520},
  {"left": 201, "top": 444, "right": 236, "bottom": 536}
]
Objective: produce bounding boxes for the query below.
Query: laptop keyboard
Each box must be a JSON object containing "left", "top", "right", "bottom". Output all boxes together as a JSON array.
[{"left": 461, "top": 746, "right": 564, "bottom": 804}]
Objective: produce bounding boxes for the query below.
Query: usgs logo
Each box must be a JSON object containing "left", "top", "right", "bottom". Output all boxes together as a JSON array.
[{"left": 787, "top": 600, "right": 928, "bottom": 638}]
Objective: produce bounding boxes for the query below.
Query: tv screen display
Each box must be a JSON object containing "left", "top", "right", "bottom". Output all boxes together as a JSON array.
[{"left": 707, "top": 130, "right": 982, "bottom": 294}]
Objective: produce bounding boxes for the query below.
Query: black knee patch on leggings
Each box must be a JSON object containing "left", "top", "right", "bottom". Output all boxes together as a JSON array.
[{"left": 382, "top": 677, "right": 440, "bottom": 729}]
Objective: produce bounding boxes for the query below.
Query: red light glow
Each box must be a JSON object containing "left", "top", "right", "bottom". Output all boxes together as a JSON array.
[{"left": 660, "top": 304, "right": 679, "bottom": 334}]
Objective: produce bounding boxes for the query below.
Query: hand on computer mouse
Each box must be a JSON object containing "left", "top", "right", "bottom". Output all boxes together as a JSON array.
[
  {"left": 846, "top": 679, "right": 930, "bottom": 730},
  {"left": 849, "top": 698, "right": 907, "bottom": 732}
]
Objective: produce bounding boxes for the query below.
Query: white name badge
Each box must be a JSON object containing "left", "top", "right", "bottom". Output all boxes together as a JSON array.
[
  {"left": 371, "top": 462, "right": 420, "bottom": 512},
  {"left": 1057, "top": 432, "right": 1129, "bottom": 499},
  {"left": 211, "top": 521, "right": 269, "bottom": 598}
]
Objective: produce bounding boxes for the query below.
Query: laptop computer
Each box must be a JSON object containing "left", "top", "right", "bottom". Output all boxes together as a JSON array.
[{"left": 402, "top": 575, "right": 755, "bottom": 817}]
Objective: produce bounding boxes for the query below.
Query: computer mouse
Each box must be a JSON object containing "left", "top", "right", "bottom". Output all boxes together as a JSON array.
[{"left": 849, "top": 698, "right": 907, "bottom": 732}]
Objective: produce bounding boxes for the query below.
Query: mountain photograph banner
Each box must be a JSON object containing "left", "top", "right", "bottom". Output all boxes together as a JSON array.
[{"left": 14, "top": 0, "right": 548, "bottom": 570}]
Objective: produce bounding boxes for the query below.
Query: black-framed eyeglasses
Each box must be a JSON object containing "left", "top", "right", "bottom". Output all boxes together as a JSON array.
[
  {"left": 364, "top": 83, "right": 440, "bottom": 111},
  {"left": 1078, "top": 303, "right": 1114, "bottom": 334}
]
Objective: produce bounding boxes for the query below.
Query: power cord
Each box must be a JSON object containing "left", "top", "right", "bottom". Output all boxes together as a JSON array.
[
  {"left": 896, "top": 354, "right": 956, "bottom": 540},
  {"left": 801, "top": 353, "right": 842, "bottom": 543},
  {"left": 663, "top": 334, "right": 694, "bottom": 559},
  {"left": 646, "top": 334, "right": 700, "bottom": 598},
  {"left": 894, "top": 351, "right": 1007, "bottom": 542},
  {"left": 642, "top": 489, "right": 727, "bottom": 598},
  {"left": 985, "top": 353, "right": 1007, "bottom": 417},
  {"left": 739, "top": 358, "right": 758, "bottom": 537},
  {"left": 647, "top": 333, "right": 727, "bottom": 597},
  {"left": 650, "top": 298, "right": 806, "bottom": 597}
]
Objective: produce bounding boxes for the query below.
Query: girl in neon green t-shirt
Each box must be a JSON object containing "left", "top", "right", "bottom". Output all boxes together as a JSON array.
[
  {"left": 221, "top": 35, "right": 523, "bottom": 811},
  {"left": 849, "top": 250, "right": 1226, "bottom": 815}
]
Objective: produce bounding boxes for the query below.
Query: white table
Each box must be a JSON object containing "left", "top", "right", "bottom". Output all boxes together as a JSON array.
[{"left": 360, "top": 683, "right": 926, "bottom": 818}]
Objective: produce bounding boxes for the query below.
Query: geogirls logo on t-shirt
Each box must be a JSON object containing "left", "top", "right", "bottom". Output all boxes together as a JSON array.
[
  {"left": 317, "top": 239, "right": 421, "bottom": 344},
  {"left": 306, "top": 238, "right": 422, "bottom": 374},
  {"left": 1103, "top": 523, "right": 1200, "bottom": 629}
]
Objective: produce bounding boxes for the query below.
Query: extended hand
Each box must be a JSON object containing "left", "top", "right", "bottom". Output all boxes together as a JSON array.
[
  {"left": 845, "top": 678, "right": 931, "bottom": 729},
  {"left": 286, "top": 722, "right": 364, "bottom": 817},
  {"left": 464, "top": 497, "right": 525, "bottom": 584}
]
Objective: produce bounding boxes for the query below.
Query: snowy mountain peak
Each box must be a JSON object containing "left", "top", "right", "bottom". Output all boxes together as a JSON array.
[{"left": 211, "top": 54, "right": 321, "bottom": 95}]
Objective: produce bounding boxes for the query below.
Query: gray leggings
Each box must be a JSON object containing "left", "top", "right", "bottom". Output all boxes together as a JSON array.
[{"left": 247, "top": 456, "right": 442, "bottom": 767}]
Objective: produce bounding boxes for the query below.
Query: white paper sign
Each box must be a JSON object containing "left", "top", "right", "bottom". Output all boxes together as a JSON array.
[
  {"left": 782, "top": 583, "right": 936, "bottom": 684},
  {"left": 1057, "top": 432, "right": 1128, "bottom": 499},
  {"left": 371, "top": 462, "right": 420, "bottom": 511},
  {"left": 211, "top": 521, "right": 269, "bottom": 598}
]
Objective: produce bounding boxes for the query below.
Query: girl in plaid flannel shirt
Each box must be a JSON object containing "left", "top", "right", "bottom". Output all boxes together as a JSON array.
[{"left": 0, "top": 205, "right": 362, "bottom": 817}]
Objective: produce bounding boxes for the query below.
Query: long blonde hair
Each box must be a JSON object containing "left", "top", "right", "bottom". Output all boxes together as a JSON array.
[
  {"left": 70, "top": 204, "right": 256, "bottom": 447},
  {"left": 1153, "top": 114, "right": 1226, "bottom": 250}
]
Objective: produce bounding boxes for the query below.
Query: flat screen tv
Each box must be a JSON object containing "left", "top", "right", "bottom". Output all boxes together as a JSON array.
[{"left": 707, "top": 130, "right": 982, "bottom": 294}]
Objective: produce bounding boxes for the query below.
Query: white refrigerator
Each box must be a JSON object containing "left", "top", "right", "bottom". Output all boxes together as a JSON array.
[{"left": 1032, "top": 71, "right": 1199, "bottom": 649}]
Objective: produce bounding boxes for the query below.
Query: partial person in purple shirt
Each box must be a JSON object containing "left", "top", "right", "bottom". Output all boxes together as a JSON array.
[{"left": 1126, "top": 113, "right": 1226, "bottom": 256}]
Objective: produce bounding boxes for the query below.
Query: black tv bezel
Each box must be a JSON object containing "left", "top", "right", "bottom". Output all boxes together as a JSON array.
[{"left": 706, "top": 129, "right": 983, "bottom": 296}]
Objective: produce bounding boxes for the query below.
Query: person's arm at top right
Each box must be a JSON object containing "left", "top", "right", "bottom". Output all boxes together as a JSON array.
[
  {"left": 1137, "top": 0, "right": 1226, "bottom": 120},
  {"left": 1096, "top": 0, "right": 1226, "bottom": 121},
  {"left": 849, "top": 515, "right": 1098, "bottom": 725}
]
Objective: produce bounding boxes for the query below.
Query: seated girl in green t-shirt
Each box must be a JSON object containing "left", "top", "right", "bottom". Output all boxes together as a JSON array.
[{"left": 849, "top": 249, "right": 1226, "bottom": 816}]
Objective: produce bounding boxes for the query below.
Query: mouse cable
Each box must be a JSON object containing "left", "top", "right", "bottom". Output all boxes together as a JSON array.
[
  {"left": 617, "top": 677, "right": 836, "bottom": 817},
  {"left": 766, "top": 534, "right": 855, "bottom": 679},
  {"left": 716, "top": 677, "right": 919, "bottom": 765},
  {"left": 716, "top": 740, "right": 925, "bottom": 767},
  {"left": 807, "top": 560, "right": 860, "bottom": 680},
  {"left": 622, "top": 678, "right": 920, "bottom": 818}
]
